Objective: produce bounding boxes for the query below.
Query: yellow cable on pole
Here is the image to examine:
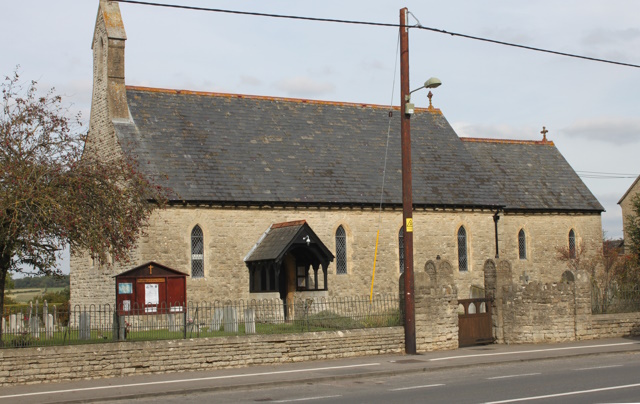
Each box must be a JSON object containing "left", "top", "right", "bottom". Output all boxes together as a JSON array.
[{"left": 370, "top": 230, "right": 380, "bottom": 302}]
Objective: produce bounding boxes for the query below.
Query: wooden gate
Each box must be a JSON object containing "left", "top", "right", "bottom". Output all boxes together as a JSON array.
[{"left": 458, "top": 297, "right": 494, "bottom": 347}]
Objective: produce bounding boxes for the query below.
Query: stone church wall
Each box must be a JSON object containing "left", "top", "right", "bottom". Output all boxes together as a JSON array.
[
  {"left": 71, "top": 207, "right": 601, "bottom": 309},
  {"left": 501, "top": 212, "right": 602, "bottom": 284}
]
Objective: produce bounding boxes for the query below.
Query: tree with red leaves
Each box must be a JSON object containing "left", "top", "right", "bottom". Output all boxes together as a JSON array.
[{"left": 0, "top": 71, "right": 166, "bottom": 335}]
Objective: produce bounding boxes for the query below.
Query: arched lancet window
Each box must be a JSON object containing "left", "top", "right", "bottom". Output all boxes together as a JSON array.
[
  {"left": 569, "top": 229, "right": 576, "bottom": 259},
  {"left": 335, "top": 225, "right": 347, "bottom": 275},
  {"left": 518, "top": 229, "right": 527, "bottom": 260},
  {"left": 399, "top": 227, "right": 405, "bottom": 274},
  {"left": 458, "top": 226, "right": 468, "bottom": 272},
  {"left": 191, "top": 225, "right": 204, "bottom": 278}
]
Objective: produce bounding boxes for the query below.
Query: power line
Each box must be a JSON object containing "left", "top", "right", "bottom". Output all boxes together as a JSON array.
[
  {"left": 579, "top": 175, "right": 636, "bottom": 179},
  {"left": 113, "top": 0, "right": 640, "bottom": 69},
  {"left": 577, "top": 170, "right": 638, "bottom": 176}
]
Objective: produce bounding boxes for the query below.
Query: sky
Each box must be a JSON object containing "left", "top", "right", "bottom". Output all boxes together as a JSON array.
[{"left": 2, "top": 0, "right": 639, "bottom": 275}]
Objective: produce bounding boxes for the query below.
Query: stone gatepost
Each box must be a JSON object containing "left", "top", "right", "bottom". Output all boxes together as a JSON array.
[
  {"left": 571, "top": 269, "right": 592, "bottom": 340},
  {"left": 484, "top": 259, "right": 513, "bottom": 344},
  {"left": 404, "top": 259, "right": 459, "bottom": 352}
]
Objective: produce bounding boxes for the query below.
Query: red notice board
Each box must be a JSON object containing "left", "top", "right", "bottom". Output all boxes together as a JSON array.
[{"left": 114, "top": 261, "right": 188, "bottom": 314}]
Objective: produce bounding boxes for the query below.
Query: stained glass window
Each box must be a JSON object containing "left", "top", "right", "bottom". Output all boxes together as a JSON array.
[{"left": 191, "top": 225, "right": 204, "bottom": 278}]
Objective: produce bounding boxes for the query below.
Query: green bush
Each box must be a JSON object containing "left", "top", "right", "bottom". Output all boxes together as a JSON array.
[
  {"left": 306, "top": 310, "right": 359, "bottom": 329},
  {"left": 42, "top": 287, "right": 70, "bottom": 304}
]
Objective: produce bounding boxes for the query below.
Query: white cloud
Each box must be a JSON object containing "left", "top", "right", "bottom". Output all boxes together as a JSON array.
[
  {"left": 274, "top": 76, "right": 335, "bottom": 97},
  {"left": 582, "top": 28, "right": 640, "bottom": 47},
  {"left": 240, "top": 75, "right": 262, "bottom": 87},
  {"left": 562, "top": 117, "right": 640, "bottom": 145},
  {"left": 360, "top": 59, "right": 387, "bottom": 71},
  {"left": 578, "top": 28, "right": 640, "bottom": 62},
  {"left": 477, "top": 27, "right": 535, "bottom": 48}
]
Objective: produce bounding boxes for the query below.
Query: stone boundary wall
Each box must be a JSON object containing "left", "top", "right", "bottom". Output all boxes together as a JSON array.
[
  {"left": 486, "top": 259, "right": 640, "bottom": 344},
  {"left": 0, "top": 327, "right": 403, "bottom": 386},
  {"left": 500, "top": 281, "right": 581, "bottom": 344},
  {"left": 581, "top": 312, "right": 640, "bottom": 340}
]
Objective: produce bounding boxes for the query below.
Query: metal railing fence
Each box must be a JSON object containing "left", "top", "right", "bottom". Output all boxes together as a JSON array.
[
  {"left": 1, "top": 295, "right": 401, "bottom": 349},
  {"left": 592, "top": 284, "right": 640, "bottom": 314}
]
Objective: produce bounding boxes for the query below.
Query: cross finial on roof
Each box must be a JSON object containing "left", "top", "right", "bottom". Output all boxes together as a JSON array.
[
  {"left": 427, "top": 91, "right": 434, "bottom": 108},
  {"left": 541, "top": 126, "right": 548, "bottom": 142},
  {"left": 148, "top": 264, "right": 153, "bottom": 274}
]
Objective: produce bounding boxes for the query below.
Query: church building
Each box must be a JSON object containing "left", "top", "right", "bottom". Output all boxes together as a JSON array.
[{"left": 70, "top": 1, "right": 604, "bottom": 308}]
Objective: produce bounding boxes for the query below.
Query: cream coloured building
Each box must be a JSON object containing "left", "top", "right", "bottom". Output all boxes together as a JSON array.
[
  {"left": 70, "top": 1, "right": 604, "bottom": 308},
  {"left": 619, "top": 175, "right": 640, "bottom": 253}
]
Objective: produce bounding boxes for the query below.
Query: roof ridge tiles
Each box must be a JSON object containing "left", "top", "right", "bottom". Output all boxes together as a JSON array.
[
  {"left": 125, "top": 85, "right": 443, "bottom": 113},
  {"left": 271, "top": 220, "right": 307, "bottom": 229},
  {"left": 460, "top": 137, "right": 555, "bottom": 146}
]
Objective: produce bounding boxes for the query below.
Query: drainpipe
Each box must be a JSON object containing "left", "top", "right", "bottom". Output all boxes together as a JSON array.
[{"left": 493, "top": 211, "right": 501, "bottom": 259}]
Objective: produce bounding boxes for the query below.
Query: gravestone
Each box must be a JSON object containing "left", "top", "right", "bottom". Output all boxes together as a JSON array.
[
  {"left": 43, "top": 302, "right": 50, "bottom": 339},
  {"left": 9, "top": 314, "right": 16, "bottom": 334},
  {"left": 212, "top": 308, "right": 224, "bottom": 332},
  {"left": 45, "top": 314, "right": 54, "bottom": 338},
  {"left": 112, "top": 312, "right": 127, "bottom": 341},
  {"left": 119, "top": 315, "right": 126, "bottom": 340},
  {"left": 112, "top": 312, "right": 119, "bottom": 341},
  {"left": 244, "top": 308, "right": 256, "bottom": 334},
  {"left": 29, "top": 317, "right": 39, "bottom": 338},
  {"left": 79, "top": 311, "right": 91, "bottom": 340},
  {"left": 167, "top": 313, "right": 177, "bottom": 332},
  {"left": 223, "top": 306, "right": 238, "bottom": 333},
  {"left": 30, "top": 315, "right": 39, "bottom": 338}
]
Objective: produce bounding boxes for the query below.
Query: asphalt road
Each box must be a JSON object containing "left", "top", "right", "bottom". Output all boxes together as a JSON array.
[
  {"left": 96, "top": 352, "right": 640, "bottom": 403},
  {"left": 2, "top": 338, "right": 640, "bottom": 403}
]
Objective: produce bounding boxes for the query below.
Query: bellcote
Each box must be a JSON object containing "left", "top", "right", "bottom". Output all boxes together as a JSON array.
[{"left": 91, "top": 0, "right": 129, "bottom": 120}]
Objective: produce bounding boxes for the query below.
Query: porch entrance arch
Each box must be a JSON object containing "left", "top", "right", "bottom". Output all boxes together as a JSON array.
[{"left": 244, "top": 220, "right": 335, "bottom": 309}]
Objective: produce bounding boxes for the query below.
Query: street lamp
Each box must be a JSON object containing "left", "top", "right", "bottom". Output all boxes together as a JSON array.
[
  {"left": 399, "top": 7, "right": 442, "bottom": 355},
  {"left": 405, "top": 78, "right": 442, "bottom": 115}
]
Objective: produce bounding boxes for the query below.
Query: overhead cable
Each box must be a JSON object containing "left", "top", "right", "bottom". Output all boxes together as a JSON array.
[{"left": 113, "top": 0, "right": 640, "bottom": 69}]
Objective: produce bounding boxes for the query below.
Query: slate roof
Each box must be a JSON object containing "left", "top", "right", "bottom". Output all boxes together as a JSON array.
[
  {"left": 114, "top": 87, "right": 503, "bottom": 208},
  {"left": 113, "top": 86, "right": 600, "bottom": 212},
  {"left": 462, "top": 138, "right": 603, "bottom": 212},
  {"left": 244, "top": 220, "right": 334, "bottom": 264},
  {"left": 113, "top": 261, "right": 189, "bottom": 278},
  {"left": 245, "top": 222, "right": 306, "bottom": 263}
]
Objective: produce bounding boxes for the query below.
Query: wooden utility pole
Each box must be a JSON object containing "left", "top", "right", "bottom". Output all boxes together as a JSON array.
[{"left": 400, "top": 7, "right": 416, "bottom": 355}]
